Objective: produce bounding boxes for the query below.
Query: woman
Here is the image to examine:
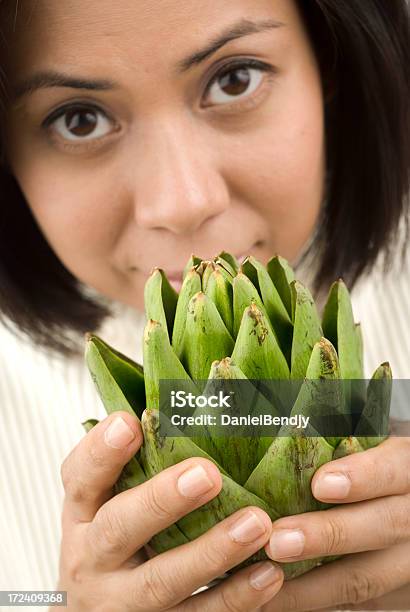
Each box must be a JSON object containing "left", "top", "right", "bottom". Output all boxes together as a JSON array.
[{"left": 0, "top": 0, "right": 409, "bottom": 610}]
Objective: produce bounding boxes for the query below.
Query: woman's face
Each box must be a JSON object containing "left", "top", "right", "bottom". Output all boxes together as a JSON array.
[{"left": 5, "top": 0, "right": 325, "bottom": 309}]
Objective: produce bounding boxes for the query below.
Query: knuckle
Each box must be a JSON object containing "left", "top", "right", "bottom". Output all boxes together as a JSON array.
[
  {"left": 341, "top": 568, "right": 381, "bottom": 604},
  {"left": 382, "top": 456, "right": 397, "bottom": 491},
  {"left": 60, "top": 453, "right": 90, "bottom": 504},
  {"left": 65, "top": 475, "right": 90, "bottom": 505},
  {"left": 88, "top": 506, "right": 130, "bottom": 558},
  {"left": 88, "top": 443, "right": 110, "bottom": 469},
  {"left": 60, "top": 453, "right": 75, "bottom": 490},
  {"left": 141, "top": 483, "right": 174, "bottom": 522},
  {"left": 219, "top": 588, "right": 244, "bottom": 612},
  {"left": 63, "top": 552, "right": 87, "bottom": 586},
  {"left": 381, "top": 497, "right": 410, "bottom": 545},
  {"left": 137, "top": 563, "right": 177, "bottom": 610},
  {"left": 275, "top": 591, "right": 300, "bottom": 612},
  {"left": 60, "top": 446, "right": 110, "bottom": 506},
  {"left": 338, "top": 603, "right": 379, "bottom": 611},
  {"left": 323, "top": 515, "right": 348, "bottom": 554},
  {"left": 200, "top": 539, "right": 229, "bottom": 572}
]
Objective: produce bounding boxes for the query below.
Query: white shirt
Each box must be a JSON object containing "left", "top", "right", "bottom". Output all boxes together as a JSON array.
[{"left": 0, "top": 248, "right": 409, "bottom": 611}]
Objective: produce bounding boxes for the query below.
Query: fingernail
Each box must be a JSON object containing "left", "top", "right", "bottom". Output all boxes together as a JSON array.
[
  {"left": 104, "top": 416, "right": 136, "bottom": 449},
  {"left": 177, "top": 465, "right": 214, "bottom": 498},
  {"left": 268, "top": 529, "right": 305, "bottom": 559},
  {"left": 229, "top": 511, "right": 267, "bottom": 544},
  {"left": 313, "top": 472, "right": 351, "bottom": 500},
  {"left": 250, "top": 562, "right": 282, "bottom": 590}
]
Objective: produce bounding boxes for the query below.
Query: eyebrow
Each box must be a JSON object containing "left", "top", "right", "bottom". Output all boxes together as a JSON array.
[
  {"left": 13, "top": 17, "right": 285, "bottom": 99},
  {"left": 177, "top": 18, "right": 285, "bottom": 72},
  {"left": 14, "top": 73, "right": 116, "bottom": 99}
]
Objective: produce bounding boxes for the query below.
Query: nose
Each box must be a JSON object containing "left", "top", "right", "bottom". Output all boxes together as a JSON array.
[{"left": 131, "top": 120, "right": 230, "bottom": 234}]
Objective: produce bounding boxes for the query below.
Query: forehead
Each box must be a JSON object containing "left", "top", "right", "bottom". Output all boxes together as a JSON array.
[{"left": 7, "top": 0, "right": 300, "bottom": 71}]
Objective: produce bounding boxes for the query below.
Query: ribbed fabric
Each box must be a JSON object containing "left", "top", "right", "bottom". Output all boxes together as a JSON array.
[
  {"left": 0, "top": 248, "right": 409, "bottom": 612},
  {"left": 0, "top": 303, "right": 146, "bottom": 611}
]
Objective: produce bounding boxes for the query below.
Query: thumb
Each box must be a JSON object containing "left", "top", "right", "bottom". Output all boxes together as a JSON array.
[{"left": 60, "top": 412, "right": 143, "bottom": 524}]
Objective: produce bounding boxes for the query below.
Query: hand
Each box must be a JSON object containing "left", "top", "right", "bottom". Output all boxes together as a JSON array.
[
  {"left": 53, "top": 411, "right": 284, "bottom": 611},
  {"left": 261, "top": 434, "right": 410, "bottom": 611}
]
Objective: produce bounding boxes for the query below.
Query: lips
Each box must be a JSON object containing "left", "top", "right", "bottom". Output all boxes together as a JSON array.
[
  {"left": 164, "top": 252, "right": 251, "bottom": 292},
  {"left": 168, "top": 277, "right": 184, "bottom": 292}
]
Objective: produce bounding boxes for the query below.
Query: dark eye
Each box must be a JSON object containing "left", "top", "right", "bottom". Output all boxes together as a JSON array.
[
  {"left": 205, "top": 65, "right": 265, "bottom": 106},
  {"left": 47, "top": 106, "right": 114, "bottom": 141}
]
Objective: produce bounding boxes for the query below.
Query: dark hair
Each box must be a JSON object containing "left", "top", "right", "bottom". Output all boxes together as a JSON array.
[{"left": 0, "top": 0, "right": 409, "bottom": 357}]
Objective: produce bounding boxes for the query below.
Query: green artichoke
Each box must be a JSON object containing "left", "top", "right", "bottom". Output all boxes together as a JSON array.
[{"left": 83, "top": 252, "right": 392, "bottom": 580}]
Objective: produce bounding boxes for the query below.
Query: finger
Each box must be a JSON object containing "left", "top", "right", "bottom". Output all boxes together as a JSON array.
[
  {"left": 389, "top": 419, "right": 410, "bottom": 437},
  {"left": 265, "top": 493, "right": 410, "bottom": 562},
  {"left": 311, "top": 437, "right": 410, "bottom": 504},
  {"left": 178, "top": 562, "right": 283, "bottom": 612},
  {"left": 338, "top": 582, "right": 410, "bottom": 611},
  {"left": 321, "top": 582, "right": 410, "bottom": 612},
  {"left": 119, "top": 506, "right": 276, "bottom": 610},
  {"left": 86, "top": 457, "right": 222, "bottom": 569},
  {"left": 60, "top": 411, "right": 143, "bottom": 523},
  {"left": 262, "top": 541, "right": 410, "bottom": 612}
]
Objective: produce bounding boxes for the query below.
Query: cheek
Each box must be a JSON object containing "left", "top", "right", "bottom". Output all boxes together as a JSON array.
[
  {"left": 11, "top": 157, "right": 129, "bottom": 267},
  {"left": 236, "top": 113, "right": 322, "bottom": 209},
  {"left": 220, "top": 88, "right": 324, "bottom": 261},
  {"left": 223, "top": 68, "right": 325, "bottom": 224}
]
